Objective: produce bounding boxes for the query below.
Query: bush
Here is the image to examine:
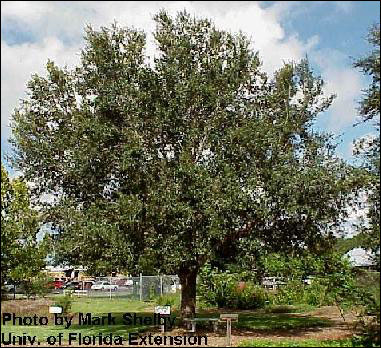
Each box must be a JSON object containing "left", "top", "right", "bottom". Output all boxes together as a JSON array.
[
  {"left": 53, "top": 295, "right": 72, "bottom": 314},
  {"left": 272, "top": 280, "right": 304, "bottom": 306},
  {"left": 271, "top": 279, "right": 334, "bottom": 307},
  {"left": 264, "top": 305, "right": 298, "bottom": 314},
  {"left": 303, "top": 280, "right": 334, "bottom": 307},
  {"left": 197, "top": 263, "right": 269, "bottom": 309},
  {"left": 19, "top": 275, "right": 54, "bottom": 299},
  {"left": 33, "top": 276, "right": 54, "bottom": 298},
  {"left": 197, "top": 264, "right": 239, "bottom": 308},
  {"left": 233, "top": 282, "right": 269, "bottom": 309}
]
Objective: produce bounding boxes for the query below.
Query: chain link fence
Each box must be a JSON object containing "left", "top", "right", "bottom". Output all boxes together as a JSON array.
[{"left": 60, "top": 275, "right": 181, "bottom": 300}]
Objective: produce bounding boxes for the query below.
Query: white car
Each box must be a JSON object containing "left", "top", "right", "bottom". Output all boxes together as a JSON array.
[
  {"left": 3, "top": 283, "right": 15, "bottom": 292},
  {"left": 91, "top": 281, "right": 118, "bottom": 291}
]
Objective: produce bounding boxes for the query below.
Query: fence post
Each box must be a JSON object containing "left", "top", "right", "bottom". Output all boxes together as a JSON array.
[
  {"left": 160, "top": 275, "right": 163, "bottom": 296},
  {"left": 139, "top": 273, "right": 143, "bottom": 301},
  {"left": 109, "top": 276, "right": 112, "bottom": 300}
]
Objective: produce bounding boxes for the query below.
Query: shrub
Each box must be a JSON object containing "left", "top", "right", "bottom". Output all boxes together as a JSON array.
[
  {"left": 33, "top": 276, "right": 54, "bottom": 298},
  {"left": 271, "top": 278, "right": 334, "bottom": 307},
  {"left": 197, "top": 264, "right": 239, "bottom": 308},
  {"left": 272, "top": 280, "right": 304, "bottom": 305},
  {"left": 197, "top": 264, "right": 269, "bottom": 309},
  {"left": 19, "top": 275, "right": 54, "bottom": 299},
  {"left": 303, "top": 279, "right": 334, "bottom": 307},
  {"left": 352, "top": 299, "right": 380, "bottom": 347},
  {"left": 264, "top": 305, "right": 297, "bottom": 314},
  {"left": 53, "top": 295, "right": 72, "bottom": 314},
  {"left": 233, "top": 282, "right": 269, "bottom": 309}
]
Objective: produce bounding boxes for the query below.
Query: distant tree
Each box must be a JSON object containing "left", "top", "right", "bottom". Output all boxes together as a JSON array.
[
  {"left": 334, "top": 234, "right": 368, "bottom": 255},
  {"left": 10, "top": 11, "right": 359, "bottom": 317},
  {"left": 1, "top": 165, "right": 47, "bottom": 286},
  {"left": 353, "top": 24, "right": 380, "bottom": 269}
]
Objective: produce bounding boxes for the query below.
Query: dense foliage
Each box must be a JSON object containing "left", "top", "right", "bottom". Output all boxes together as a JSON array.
[
  {"left": 197, "top": 253, "right": 366, "bottom": 310},
  {"left": 1, "top": 165, "right": 47, "bottom": 286},
  {"left": 10, "top": 11, "right": 360, "bottom": 316},
  {"left": 197, "top": 263, "right": 268, "bottom": 309}
]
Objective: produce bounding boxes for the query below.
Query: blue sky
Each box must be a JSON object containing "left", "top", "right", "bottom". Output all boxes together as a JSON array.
[
  {"left": 276, "top": 1, "right": 380, "bottom": 161},
  {"left": 1, "top": 1, "right": 380, "bottom": 175}
]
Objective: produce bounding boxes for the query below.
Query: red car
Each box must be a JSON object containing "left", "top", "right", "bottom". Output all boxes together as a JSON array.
[{"left": 53, "top": 277, "right": 67, "bottom": 289}]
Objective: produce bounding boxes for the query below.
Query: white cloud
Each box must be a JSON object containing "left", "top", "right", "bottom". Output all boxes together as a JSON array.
[
  {"left": 1, "top": 36, "right": 81, "bottom": 143},
  {"left": 342, "top": 190, "right": 369, "bottom": 237},
  {"left": 333, "top": 1, "right": 354, "bottom": 14},
  {"left": 1, "top": 1, "right": 54, "bottom": 21},
  {"left": 312, "top": 48, "right": 365, "bottom": 132}
]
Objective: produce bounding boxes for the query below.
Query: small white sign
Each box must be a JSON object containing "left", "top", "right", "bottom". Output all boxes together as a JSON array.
[
  {"left": 154, "top": 306, "right": 171, "bottom": 315},
  {"left": 49, "top": 306, "right": 63, "bottom": 314},
  {"left": 125, "top": 280, "right": 133, "bottom": 286}
]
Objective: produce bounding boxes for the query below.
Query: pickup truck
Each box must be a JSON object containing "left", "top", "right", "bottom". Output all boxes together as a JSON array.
[{"left": 91, "top": 281, "right": 118, "bottom": 291}]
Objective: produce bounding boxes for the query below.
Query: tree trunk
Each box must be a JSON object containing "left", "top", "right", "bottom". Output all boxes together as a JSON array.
[{"left": 179, "top": 268, "right": 198, "bottom": 318}]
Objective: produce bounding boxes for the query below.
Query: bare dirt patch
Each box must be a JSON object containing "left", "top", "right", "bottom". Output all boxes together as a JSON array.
[{"left": 1, "top": 298, "right": 53, "bottom": 315}]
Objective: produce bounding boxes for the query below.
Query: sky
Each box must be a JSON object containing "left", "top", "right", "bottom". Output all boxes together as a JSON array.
[{"left": 1, "top": 1, "right": 379, "bottom": 239}]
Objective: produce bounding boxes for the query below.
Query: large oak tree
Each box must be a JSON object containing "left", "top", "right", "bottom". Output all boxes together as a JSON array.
[{"left": 10, "top": 11, "right": 358, "bottom": 316}]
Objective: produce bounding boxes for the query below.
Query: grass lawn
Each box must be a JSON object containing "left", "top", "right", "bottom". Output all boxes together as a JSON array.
[
  {"left": 1, "top": 298, "right": 157, "bottom": 343},
  {"left": 1, "top": 298, "right": 350, "bottom": 346},
  {"left": 236, "top": 312, "right": 331, "bottom": 331},
  {"left": 194, "top": 304, "right": 331, "bottom": 331}
]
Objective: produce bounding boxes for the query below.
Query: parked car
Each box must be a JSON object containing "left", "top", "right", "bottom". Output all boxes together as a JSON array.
[
  {"left": 3, "top": 283, "right": 16, "bottom": 292},
  {"left": 91, "top": 281, "right": 118, "bottom": 291},
  {"left": 83, "top": 280, "right": 95, "bottom": 289},
  {"left": 53, "top": 278, "right": 67, "bottom": 289},
  {"left": 2, "top": 282, "right": 26, "bottom": 294},
  {"left": 125, "top": 279, "right": 134, "bottom": 287},
  {"left": 63, "top": 281, "right": 81, "bottom": 290}
]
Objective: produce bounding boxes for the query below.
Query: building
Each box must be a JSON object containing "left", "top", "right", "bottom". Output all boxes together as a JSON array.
[
  {"left": 345, "top": 247, "right": 377, "bottom": 270},
  {"left": 44, "top": 265, "right": 90, "bottom": 281}
]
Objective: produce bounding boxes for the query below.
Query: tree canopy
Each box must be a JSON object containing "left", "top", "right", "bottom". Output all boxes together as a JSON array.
[
  {"left": 10, "top": 11, "right": 360, "bottom": 316},
  {"left": 1, "top": 165, "right": 46, "bottom": 285}
]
